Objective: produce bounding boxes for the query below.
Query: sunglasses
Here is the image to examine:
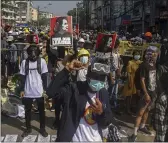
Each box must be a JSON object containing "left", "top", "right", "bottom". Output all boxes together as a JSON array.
[{"left": 91, "top": 63, "right": 110, "bottom": 75}]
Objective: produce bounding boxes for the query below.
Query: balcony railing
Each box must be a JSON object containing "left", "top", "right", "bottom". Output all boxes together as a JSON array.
[
  {"left": 2, "top": 8, "right": 16, "bottom": 14},
  {"left": 2, "top": 15, "right": 15, "bottom": 20},
  {"left": 3, "top": 2, "right": 17, "bottom": 7},
  {"left": 15, "top": 1, "right": 27, "bottom": 3},
  {"left": 2, "top": 16, "right": 8, "bottom": 19}
]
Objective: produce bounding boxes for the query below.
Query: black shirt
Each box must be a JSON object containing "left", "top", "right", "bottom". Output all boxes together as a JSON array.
[{"left": 140, "top": 61, "right": 157, "bottom": 92}]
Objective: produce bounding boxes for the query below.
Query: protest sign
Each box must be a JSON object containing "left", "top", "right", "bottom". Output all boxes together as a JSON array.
[
  {"left": 95, "top": 33, "right": 117, "bottom": 59},
  {"left": 50, "top": 16, "right": 73, "bottom": 47},
  {"left": 96, "top": 33, "right": 117, "bottom": 51}
]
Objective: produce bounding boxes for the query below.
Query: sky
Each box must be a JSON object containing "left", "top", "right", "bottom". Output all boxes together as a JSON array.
[{"left": 32, "top": 1, "right": 80, "bottom": 16}]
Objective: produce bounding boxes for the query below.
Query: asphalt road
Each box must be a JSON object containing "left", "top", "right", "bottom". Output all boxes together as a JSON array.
[{"left": 1, "top": 109, "right": 155, "bottom": 142}]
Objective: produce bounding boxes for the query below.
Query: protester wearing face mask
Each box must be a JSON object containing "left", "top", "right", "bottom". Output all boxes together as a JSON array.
[
  {"left": 19, "top": 45, "right": 48, "bottom": 138},
  {"left": 129, "top": 46, "right": 158, "bottom": 142},
  {"left": 122, "top": 51, "right": 142, "bottom": 115},
  {"left": 46, "top": 59, "right": 112, "bottom": 142},
  {"left": 77, "top": 48, "right": 90, "bottom": 82},
  {"left": 77, "top": 38, "right": 85, "bottom": 51}
]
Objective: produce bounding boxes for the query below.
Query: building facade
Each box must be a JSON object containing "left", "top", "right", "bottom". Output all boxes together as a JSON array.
[
  {"left": 84, "top": 0, "right": 133, "bottom": 31},
  {"left": 31, "top": 8, "right": 38, "bottom": 21},
  {"left": 39, "top": 11, "right": 53, "bottom": 19},
  {"left": 1, "top": 0, "right": 19, "bottom": 26},
  {"left": 84, "top": 0, "right": 168, "bottom": 36},
  {"left": 15, "top": 0, "right": 33, "bottom": 24}
]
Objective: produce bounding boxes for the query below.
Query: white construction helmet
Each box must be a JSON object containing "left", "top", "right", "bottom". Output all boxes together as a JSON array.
[
  {"left": 78, "top": 38, "right": 85, "bottom": 43},
  {"left": 7, "top": 36, "right": 14, "bottom": 41},
  {"left": 8, "top": 31, "right": 13, "bottom": 34}
]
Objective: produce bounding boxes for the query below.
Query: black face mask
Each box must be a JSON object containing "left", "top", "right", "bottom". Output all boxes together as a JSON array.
[
  {"left": 8, "top": 41, "right": 12, "bottom": 45},
  {"left": 28, "top": 50, "right": 38, "bottom": 61}
]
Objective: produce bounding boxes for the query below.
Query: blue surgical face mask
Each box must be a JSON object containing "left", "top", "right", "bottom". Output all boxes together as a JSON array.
[
  {"left": 80, "top": 56, "right": 89, "bottom": 64},
  {"left": 134, "top": 55, "right": 140, "bottom": 60},
  {"left": 88, "top": 79, "right": 105, "bottom": 92}
]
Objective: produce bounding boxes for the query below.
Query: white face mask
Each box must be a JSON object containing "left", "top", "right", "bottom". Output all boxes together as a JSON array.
[
  {"left": 80, "top": 56, "right": 89, "bottom": 64},
  {"left": 134, "top": 55, "right": 140, "bottom": 60}
]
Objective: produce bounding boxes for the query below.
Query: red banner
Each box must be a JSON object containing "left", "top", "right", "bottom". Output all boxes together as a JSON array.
[
  {"left": 50, "top": 16, "right": 73, "bottom": 46},
  {"left": 96, "top": 33, "right": 117, "bottom": 52}
]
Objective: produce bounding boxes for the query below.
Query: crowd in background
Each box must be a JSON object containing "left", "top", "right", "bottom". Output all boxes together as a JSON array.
[{"left": 1, "top": 24, "right": 168, "bottom": 142}]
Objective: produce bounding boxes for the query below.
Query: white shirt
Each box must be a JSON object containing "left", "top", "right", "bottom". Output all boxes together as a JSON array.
[
  {"left": 77, "top": 68, "right": 88, "bottom": 81},
  {"left": 112, "top": 52, "right": 120, "bottom": 70},
  {"left": 72, "top": 92, "right": 102, "bottom": 142},
  {"left": 20, "top": 58, "right": 48, "bottom": 98}
]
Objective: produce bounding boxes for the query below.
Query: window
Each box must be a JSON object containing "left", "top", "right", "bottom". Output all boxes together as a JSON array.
[{"left": 22, "top": 18, "right": 26, "bottom": 21}]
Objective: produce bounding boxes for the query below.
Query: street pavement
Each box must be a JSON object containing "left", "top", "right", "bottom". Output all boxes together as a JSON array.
[{"left": 1, "top": 110, "right": 155, "bottom": 142}]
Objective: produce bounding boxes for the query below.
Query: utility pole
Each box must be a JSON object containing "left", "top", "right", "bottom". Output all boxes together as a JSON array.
[
  {"left": 19, "top": 1, "right": 22, "bottom": 24},
  {"left": 110, "top": 0, "right": 112, "bottom": 31},
  {"left": 76, "top": 7, "right": 78, "bottom": 26},
  {"left": 37, "top": 6, "right": 40, "bottom": 28},
  {"left": 142, "top": 0, "right": 145, "bottom": 33},
  {"left": 124, "top": 0, "right": 127, "bottom": 13},
  {"left": 26, "top": 0, "right": 30, "bottom": 23},
  {"left": 124, "top": 0, "right": 127, "bottom": 33},
  {"left": 150, "top": 0, "right": 156, "bottom": 27},
  {"left": 101, "top": 4, "right": 104, "bottom": 31}
]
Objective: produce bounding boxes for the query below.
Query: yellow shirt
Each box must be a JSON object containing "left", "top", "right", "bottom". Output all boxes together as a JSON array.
[{"left": 123, "top": 60, "right": 142, "bottom": 96}]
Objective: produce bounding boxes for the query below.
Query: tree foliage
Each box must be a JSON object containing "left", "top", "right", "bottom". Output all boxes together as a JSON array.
[
  {"left": 39, "top": 17, "right": 49, "bottom": 26},
  {"left": 67, "top": 7, "right": 85, "bottom": 30}
]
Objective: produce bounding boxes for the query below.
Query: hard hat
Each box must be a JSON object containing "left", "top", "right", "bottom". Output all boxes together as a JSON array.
[
  {"left": 24, "top": 29, "right": 29, "bottom": 34},
  {"left": 8, "top": 31, "right": 13, "bottom": 34},
  {"left": 145, "top": 32, "right": 152, "bottom": 37},
  {"left": 78, "top": 38, "right": 85, "bottom": 43},
  {"left": 7, "top": 36, "right": 14, "bottom": 41},
  {"left": 40, "top": 31, "right": 45, "bottom": 35},
  {"left": 78, "top": 48, "right": 90, "bottom": 57}
]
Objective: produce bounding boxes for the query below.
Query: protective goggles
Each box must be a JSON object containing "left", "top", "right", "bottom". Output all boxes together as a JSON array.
[{"left": 91, "top": 63, "right": 110, "bottom": 75}]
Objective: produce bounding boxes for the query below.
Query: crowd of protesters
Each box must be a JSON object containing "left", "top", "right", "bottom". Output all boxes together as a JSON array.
[{"left": 1, "top": 24, "right": 168, "bottom": 142}]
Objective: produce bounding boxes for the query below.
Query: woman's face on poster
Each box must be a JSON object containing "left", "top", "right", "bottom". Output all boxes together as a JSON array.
[
  {"left": 62, "top": 19, "right": 68, "bottom": 31},
  {"left": 106, "top": 37, "right": 112, "bottom": 47}
]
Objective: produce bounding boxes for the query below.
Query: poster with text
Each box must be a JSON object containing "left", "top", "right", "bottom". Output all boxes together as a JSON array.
[
  {"left": 96, "top": 33, "right": 117, "bottom": 53},
  {"left": 50, "top": 16, "right": 73, "bottom": 47}
]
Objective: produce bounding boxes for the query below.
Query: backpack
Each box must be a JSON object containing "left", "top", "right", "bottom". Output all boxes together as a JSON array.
[{"left": 25, "top": 58, "right": 41, "bottom": 76}]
